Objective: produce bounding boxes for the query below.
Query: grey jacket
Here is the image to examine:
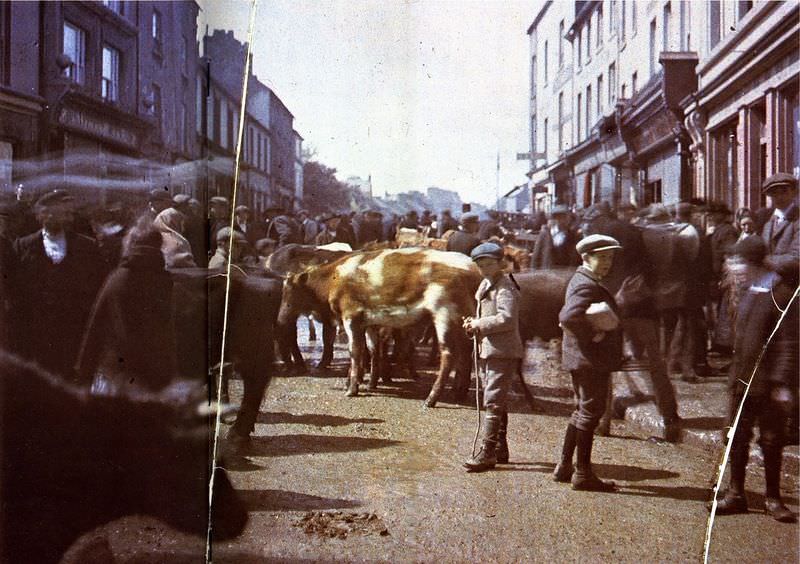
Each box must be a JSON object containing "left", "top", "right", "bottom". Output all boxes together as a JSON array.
[{"left": 473, "top": 274, "right": 524, "bottom": 359}]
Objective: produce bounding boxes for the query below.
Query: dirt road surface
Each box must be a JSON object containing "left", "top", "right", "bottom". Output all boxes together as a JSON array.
[{"left": 82, "top": 328, "right": 798, "bottom": 563}]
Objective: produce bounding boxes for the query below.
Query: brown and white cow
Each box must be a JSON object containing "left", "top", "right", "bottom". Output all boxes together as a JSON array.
[{"left": 277, "top": 248, "right": 481, "bottom": 407}]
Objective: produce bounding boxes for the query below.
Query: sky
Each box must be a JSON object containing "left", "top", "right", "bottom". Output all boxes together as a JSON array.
[{"left": 199, "top": 0, "right": 540, "bottom": 206}]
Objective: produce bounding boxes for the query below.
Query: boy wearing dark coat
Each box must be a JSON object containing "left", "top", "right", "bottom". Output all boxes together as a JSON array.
[{"left": 554, "top": 234, "right": 623, "bottom": 491}]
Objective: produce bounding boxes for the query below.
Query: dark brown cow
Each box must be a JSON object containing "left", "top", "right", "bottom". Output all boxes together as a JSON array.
[
  {"left": 171, "top": 267, "right": 282, "bottom": 441},
  {"left": 0, "top": 352, "right": 247, "bottom": 564},
  {"left": 278, "top": 248, "right": 481, "bottom": 407}
]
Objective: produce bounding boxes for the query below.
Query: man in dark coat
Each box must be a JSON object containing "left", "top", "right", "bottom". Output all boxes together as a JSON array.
[
  {"left": 478, "top": 210, "right": 504, "bottom": 241},
  {"left": 437, "top": 209, "right": 459, "bottom": 238},
  {"left": 8, "top": 190, "right": 104, "bottom": 378},
  {"left": 355, "top": 210, "right": 384, "bottom": 247},
  {"left": 531, "top": 205, "right": 580, "bottom": 269},
  {"left": 399, "top": 210, "right": 419, "bottom": 231},
  {"left": 208, "top": 196, "right": 231, "bottom": 258},
  {"left": 585, "top": 205, "right": 680, "bottom": 442},
  {"left": 554, "top": 234, "right": 623, "bottom": 492},
  {"left": 760, "top": 172, "right": 799, "bottom": 286},
  {"left": 75, "top": 221, "right": 178, "bottom": 394},
  {"left": 446, "top": 213, "right": 481, "bottom": 256},
  {"left": 173, "top": 194, "right": 208, "bottom": 267},
  {"left": 298, "top": 209, "right": 319, "bottom": 245},
  {"left": 641, "top": 203, "right": 699, "bottom": 382},
  {"left": 264, "top": 207, "right": 302, "bottom": 248},
  {"left": 711, "top": 236, "right": 798, "bottom": 523}
]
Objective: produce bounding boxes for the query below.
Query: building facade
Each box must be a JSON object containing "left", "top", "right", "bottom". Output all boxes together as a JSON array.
[
  {"left": 0, "top": 1, "right": 44, "bottom": 192},
  {"left": 682, "top": 1, "right": 799, "bottom": 213},
  {"left": 202, "top": 29, "right": 301, "bottom": 214},
  {"left": 527, "top": 0, "right": 798, "bottom": 213}
]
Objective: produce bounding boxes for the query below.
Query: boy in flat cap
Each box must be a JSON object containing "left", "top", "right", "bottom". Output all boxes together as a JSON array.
[
  {"left": 554, "top": 234, "right": 623, "bottom": 491},
  {"left": 462, "top": 242, "right": 523, "bottom": 472}
]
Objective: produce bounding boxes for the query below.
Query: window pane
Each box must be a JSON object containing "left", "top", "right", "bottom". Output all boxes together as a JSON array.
[
  {"left": 63, "top": 23, "right": 85, "bottom": 84},
  {"left": 102, "top": 46, "right": 119, "bottom": 101}
]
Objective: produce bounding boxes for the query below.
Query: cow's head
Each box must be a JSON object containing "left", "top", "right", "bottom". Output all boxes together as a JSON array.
[{"left": 277, "top": 270, "right": 325, "bottom": 326}]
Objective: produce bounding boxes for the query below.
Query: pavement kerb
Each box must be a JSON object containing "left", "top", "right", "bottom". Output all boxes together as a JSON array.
[{"left": 607, "top": 369, "right": 799, "bottom": 478}]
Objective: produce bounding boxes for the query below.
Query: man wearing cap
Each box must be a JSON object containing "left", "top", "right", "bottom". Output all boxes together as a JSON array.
[
  {"left": 209, "top": 226, "right": 249, "bottom": 270},
  {"left": 298, "top": 209, "right": 319, "bottom": 245},
  {"left": 147, "top": 188, "right": 173, "bottom": 217},
  {"left": 553, "top": 234, "right": 623, "bottom": 491},
  {"left": 9, "top": 190, "right": 103, "bottom": 378},
  {"left": 447, "top": 213, "right": 481, "bottom": 256},
  {"left": 233, "top": 205, "right": 267, "bottom": 249},
  {"left": 437, "top": 209, "right": 458, "bottom": 238},
  {"left": 352, "top": 209, "right": 383, "bottom": 247},
  {"left": 642, "top": 203, "right": 700, "bottom": 382},
  {"left": 531, "top": 205, "right": 580, "bottom": 269},
  {"left": 760, "top": 172, "right": 799, "bottom": 285},
  {"left": 478, "top": 210, "right": 504, "bottom": 242},
  {"left": 208, "top": 196, "right": 231, "bottom": 256},
  {"left": 315, "top": 214, "right": 354, "bottom": 247},
  {"left": 462, "top": 242, "right": 523, "bottom": 472},
  {"left": 174, "top": 193, "right": 207, "bottom": 266},
  {"left": 710, "top": 235, "right": 798, "bottom": 523},
  {"left": 264, "top": 206, "right": 303, "bottom": 248}
]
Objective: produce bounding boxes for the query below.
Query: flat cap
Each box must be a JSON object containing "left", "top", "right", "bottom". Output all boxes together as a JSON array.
[
  {"left": 576, "top": 234, "right": 622, "bottom": 254},
  {"left": 148, "top": 188, "right": 172, "bottom": 203},
  {"left": 216, "top": 226, "right": 247, "bottom": 242},
  {"left": 460, "top": 212, "right": 479, "bottom": 224},
  {"left": 173, "top": 194, "right": 191, "bottom": 205},
  {"left": 762, "top": 172, "right": 797, "bottom": 193},
  {"left": 549, "top": 204, "right": 569, "bottom": 217},
  {"left": 35, "top": 189, "right": 74, "bottom": 210},
  {"left": 209, "top": 196, "right": 229, "bottom": 206},
  {"left": 234, "top": 205, "right": 250, "bottom": 214},
  {"left": 646, "top": 203, "right": 671, "bottom": 221},
  {"left": 470, "top": 242, "right": 504, "bottom": 261}
]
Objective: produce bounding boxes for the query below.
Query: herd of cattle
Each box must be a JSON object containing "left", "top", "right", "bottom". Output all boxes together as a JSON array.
[{"left": 2, "top": 238, "right": 572, "bottom": 562}]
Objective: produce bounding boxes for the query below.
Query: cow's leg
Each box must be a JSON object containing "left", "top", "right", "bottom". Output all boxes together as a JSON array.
[
  {"left": 451, "top": 332, "right": 472, "bottom": 401},
  {"left": 424, "top": 314, "right": 457, "bottom": 408},
  {"left": 316, "top": 319, "right": 336, "bottom": 369},
  {"left": 277, "top": 319, "right": 306, "bottom": 372},
  {"left": 228, "top": 362, "right": 269, "bottom": 441},
  {"left": 343, "top": 318, "right": 366, "bottom": 397},
  {"left": 366, "top": 327, "right": 381, "bottom": 390},
  {"left": 425, "top": 347, "right": 454, "bottom": 408},
  {"left": 426, "top": 331, "right": 439, "bottom": 366},
  {"left": 307, "top": 314, "right": 317, "bottom": 341}
]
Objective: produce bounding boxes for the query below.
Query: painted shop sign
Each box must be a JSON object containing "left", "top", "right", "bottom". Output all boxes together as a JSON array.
[{"left": 58, "top": 107, "right": 138, "bottom": 149}]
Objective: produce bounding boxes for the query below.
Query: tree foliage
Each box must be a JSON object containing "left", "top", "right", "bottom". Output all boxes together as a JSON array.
[{"left": 301, "top": 159, "right": 373, "bottom": 216}]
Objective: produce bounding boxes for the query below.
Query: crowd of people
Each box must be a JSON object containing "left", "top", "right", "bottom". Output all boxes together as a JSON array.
[{"left": 0, "top": 172, "right": 796, "bottom": 520}]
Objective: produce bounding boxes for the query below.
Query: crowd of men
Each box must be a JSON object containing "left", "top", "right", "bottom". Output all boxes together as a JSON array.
[{"left": 0, "top": 172, "right": 796, "bottom": 519}]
